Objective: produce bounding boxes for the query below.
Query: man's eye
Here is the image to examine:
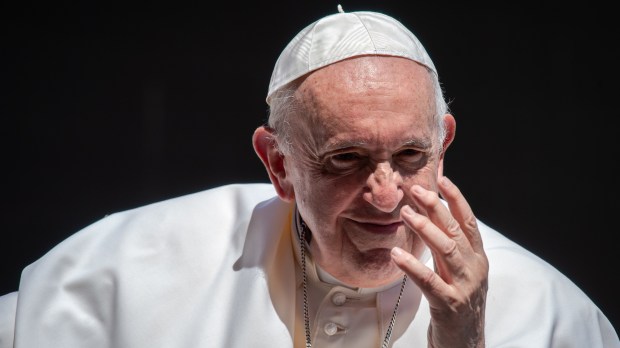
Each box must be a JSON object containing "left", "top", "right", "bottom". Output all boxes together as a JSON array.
[
  {"left": 332, "top": 153, "right": 360, "bottom": 162},
  {"left": 327, "top": 153, "right": 364, "bottom": 171},
  {"left": 395, "top": 149, "right": 423, "bottom": 164}
]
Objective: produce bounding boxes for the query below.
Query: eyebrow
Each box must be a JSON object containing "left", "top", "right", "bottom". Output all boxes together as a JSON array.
[
  {"left": 324, "top": 140, "right": 368, "bottom": 150},
  {"left": 402, "top": 138, "right": 433, "bottom": 149},
  {"left": 324, "top": 137, "right": 433, "bottom": 152}
]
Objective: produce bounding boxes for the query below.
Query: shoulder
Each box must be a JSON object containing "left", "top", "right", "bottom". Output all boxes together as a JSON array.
[
  {"left": 46, "top": 183, "right": 276, "bottom": 247},
  {"left": 110, "top": 182, "right": 277, "bottom": 223},
  {"left": 19, "top": 183, "right": 279, "bottom": 287},
  {"left": 478, "top": 221, "right": 619, "bottom": 347},
  {"left": 478, "top": 220, "right": 584, "bottom": 296},
  {"left": 10, "top": 183, "right": 290, "bottom": 347},
  {"left": 479, "top": 219, "right": 595, "bottom": 308}
]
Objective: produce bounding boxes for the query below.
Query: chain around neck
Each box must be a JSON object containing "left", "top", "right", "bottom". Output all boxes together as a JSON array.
[{"left": 297, "top": 214, "right": 408, "bottom": 348}]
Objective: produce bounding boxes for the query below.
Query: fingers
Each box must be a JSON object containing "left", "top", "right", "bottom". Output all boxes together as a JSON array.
[
  {"left": 437, "top": 176, "right": 484, "bottom": 253},
  {"left": 406, "top": 177, "right": 483, "bottom": 255},
  {"left": 393, "top": 176, "right": 487, "bottom": 288},
  {"left": 399, "top": 203, "right": 464, "bottom": 284}
]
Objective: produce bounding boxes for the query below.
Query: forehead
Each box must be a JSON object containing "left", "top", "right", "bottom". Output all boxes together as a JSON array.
[{"left": 294, "top": 56, "right": 436, "bottom": 150}]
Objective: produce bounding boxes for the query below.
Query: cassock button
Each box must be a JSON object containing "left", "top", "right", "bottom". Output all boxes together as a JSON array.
[
  {"left": 331, "top": 292, "right": 347, "bottom": 306},
  {"left": 324, "top": 322, "right": 338, "bottom": 336}
]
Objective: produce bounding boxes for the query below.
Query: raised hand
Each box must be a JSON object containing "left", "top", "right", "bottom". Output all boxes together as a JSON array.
[{"left": 391, "top": 176, "right": 489, "bottom": 348}]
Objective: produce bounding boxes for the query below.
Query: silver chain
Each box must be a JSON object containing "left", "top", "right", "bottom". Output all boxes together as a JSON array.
[{"left": 299, "top": 218, "right": 407, "bottom": 348}]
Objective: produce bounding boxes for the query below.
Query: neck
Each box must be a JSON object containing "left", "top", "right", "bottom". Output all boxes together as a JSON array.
[{"left": 310, "top": 242, "right": 406, "bottom": 288}]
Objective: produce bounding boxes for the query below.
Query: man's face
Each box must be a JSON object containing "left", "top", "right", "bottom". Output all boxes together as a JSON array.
[{"left": 281, "top": 56, "right": 446, "bottom": 287}]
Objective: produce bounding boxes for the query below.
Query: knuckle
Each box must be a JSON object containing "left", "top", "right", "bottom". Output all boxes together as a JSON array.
[
  {"left": 463, "top": 213, "right": 478, "bottom": 231},
  {"left": 420, "top": 268, "right": 438, "bottom": 289},
  {"left": 445, "top": 217, "right": 461, "bottom": 236},
  {"left": 440, "top": 239, "right": 458, "bottom": 257}
]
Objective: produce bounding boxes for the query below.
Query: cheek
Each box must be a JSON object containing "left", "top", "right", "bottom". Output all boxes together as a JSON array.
[
  {"left": 298, "top": 176, "right": 353, "bottom": 210},
  {"left": 295, "top": 173, "right": 365, "bottom": 225},
  {"left": 402, "top": 166, "right": 440, "bottom": 193}
]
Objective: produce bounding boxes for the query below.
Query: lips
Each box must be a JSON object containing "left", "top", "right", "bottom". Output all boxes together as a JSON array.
[{"left": 349, "top": 220, "right": 404, "bottom": 234}]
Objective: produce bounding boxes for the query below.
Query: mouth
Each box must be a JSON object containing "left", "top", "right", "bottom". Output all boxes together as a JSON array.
[{"left": 349, "top": 219, "right": 404, "bottom": 234}]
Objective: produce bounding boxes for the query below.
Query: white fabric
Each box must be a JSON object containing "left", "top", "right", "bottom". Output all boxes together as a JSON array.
[
  {"left": 0, "top": 292, "right": 16, "bottom": 348},
  {"left": 0, "top": 183, "right": 618, "bottom": 347},
  {"left": 266, "top": 10, "right": 436, "bottom": 105}
]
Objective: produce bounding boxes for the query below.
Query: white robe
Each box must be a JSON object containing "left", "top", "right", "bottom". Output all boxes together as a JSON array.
[{"left": 0, "top": 183, "right": 617, "bottom": 347}]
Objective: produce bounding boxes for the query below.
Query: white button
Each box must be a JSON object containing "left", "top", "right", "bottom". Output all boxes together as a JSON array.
[
  {"left": 331, "top": 292, "right": 347, "bottom": 306},
  {"left": 324, "top": 322, "right": 338, "bottom": 336}
]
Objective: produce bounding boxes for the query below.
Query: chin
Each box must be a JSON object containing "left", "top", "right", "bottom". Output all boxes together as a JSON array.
[{"left": 352, "top": 248, "right": 402, "bottom": 282}]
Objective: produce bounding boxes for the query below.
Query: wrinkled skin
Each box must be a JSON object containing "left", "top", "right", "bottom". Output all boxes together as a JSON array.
[{"left": 253, "top": 56, "right": 488, "bottom": 347}]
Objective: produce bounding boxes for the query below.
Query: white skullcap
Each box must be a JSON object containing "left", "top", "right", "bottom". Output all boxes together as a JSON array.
[{"left": 266, "top": 6, "right": 437, "bottom": 105}]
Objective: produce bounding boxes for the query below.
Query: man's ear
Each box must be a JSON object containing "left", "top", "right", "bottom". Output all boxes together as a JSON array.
[
  {"left": 437, "top": 114, "right": 456, "bottom": 178},
  {"left": 252, "top": 126, "right": 295, "bottom": 202}
]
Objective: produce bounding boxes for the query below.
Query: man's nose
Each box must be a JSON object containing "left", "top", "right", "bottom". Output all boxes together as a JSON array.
[{"left": 363, "top": 162, "right": 404, "bottom": 213}]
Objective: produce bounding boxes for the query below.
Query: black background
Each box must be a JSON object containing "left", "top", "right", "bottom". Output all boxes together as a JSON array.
[{"left": 2, "top": 1, "right": 618, "bottom": 333}]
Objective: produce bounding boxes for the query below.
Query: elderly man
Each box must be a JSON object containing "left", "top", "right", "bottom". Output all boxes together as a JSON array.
[{"left": 0, "top": 8, "right": 618, "bottom": 348}]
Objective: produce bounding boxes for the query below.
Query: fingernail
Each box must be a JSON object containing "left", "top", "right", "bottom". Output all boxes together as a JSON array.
[
  {"left": 391, "top": 247, "right": 404, "bottom": 257},
  {"left": 439, "top": 176, "right": 451, "bottom": 187},
  {"left": 401, "top": 205, "right": 414, "bottom": 216},
  {"left": 412, "top": 185, "right": 424, "bottom": 195}
]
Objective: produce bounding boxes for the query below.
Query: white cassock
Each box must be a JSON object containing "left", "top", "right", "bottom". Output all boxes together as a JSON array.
[{"left": 0, "top": 183, "right": 618, "bottom": 347}]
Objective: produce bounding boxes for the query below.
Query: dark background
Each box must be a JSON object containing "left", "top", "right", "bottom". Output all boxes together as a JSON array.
[{"left": 2, "top": 1, "right": 618, "bottom": 332}]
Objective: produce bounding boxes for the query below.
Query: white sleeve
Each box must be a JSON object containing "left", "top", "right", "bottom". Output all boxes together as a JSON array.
[{"left": 0, "top": 292, "right": 17, "bottom": 348}]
